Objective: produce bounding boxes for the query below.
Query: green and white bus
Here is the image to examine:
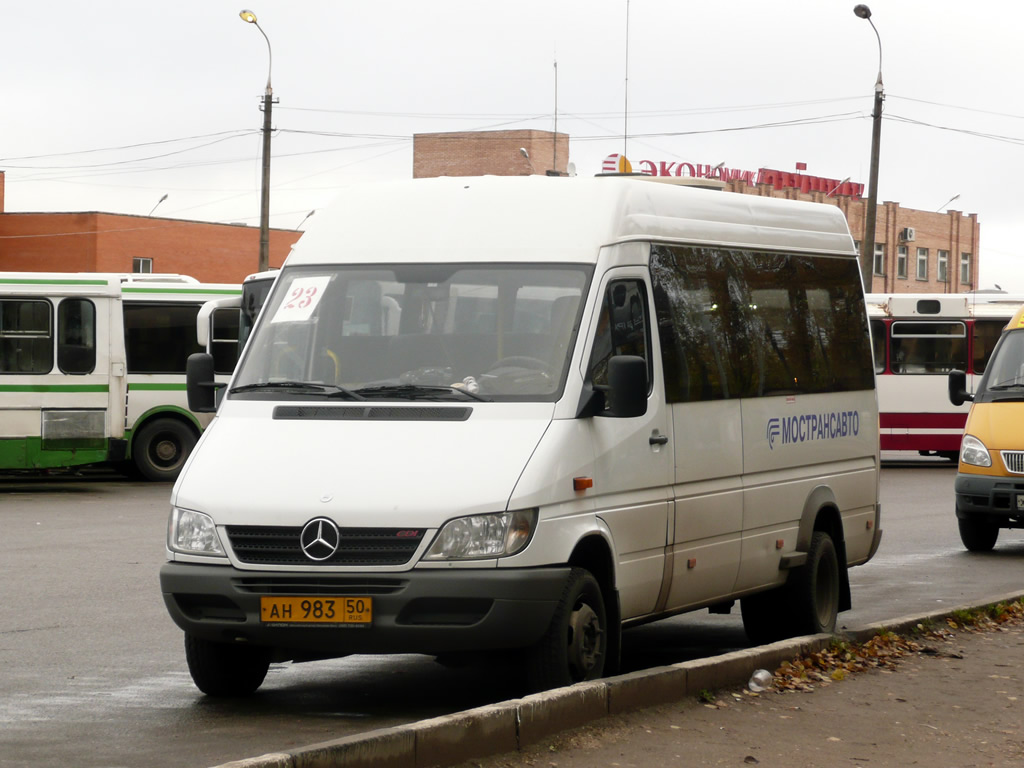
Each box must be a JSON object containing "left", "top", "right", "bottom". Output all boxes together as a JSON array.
[{"left": 0, "top": 272, "right": 241, "bottom": 480}]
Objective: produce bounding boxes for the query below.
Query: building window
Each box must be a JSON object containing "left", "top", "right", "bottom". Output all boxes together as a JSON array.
[
  {"left": 916, "top": 248, "right": 929, "bottom": 280},
  {"left": 132, "top": 257, "right": 153, "bottom": 274},
  {"left": 960, "top": 252, "right": 972, "bottom": 285},
  {"left": 897, "top": 246, "right": 908, "bottom": 279},
  {"left": 937, "top": 250, "right": 949, "bottom": 284},
  {"left": 873, "top": 243, "right": 884, "bottom": 275}
]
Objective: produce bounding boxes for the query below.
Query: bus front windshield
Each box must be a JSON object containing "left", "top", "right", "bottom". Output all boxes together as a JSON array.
[{"left": 231, "top": 263, "right": 591, "bottom": 402}]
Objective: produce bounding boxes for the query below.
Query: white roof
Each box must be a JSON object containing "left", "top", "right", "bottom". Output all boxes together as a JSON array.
[{"left": 288, "top": 175, "right": 856, "bottom": 266}]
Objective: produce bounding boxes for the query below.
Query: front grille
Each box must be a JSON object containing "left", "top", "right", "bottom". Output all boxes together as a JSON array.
[
  {"left": 1002, "top": 451, "right": 1024, "bottom": 475},
  {"left": 226, "top": 526, "right": 425, "bottom": 566}
]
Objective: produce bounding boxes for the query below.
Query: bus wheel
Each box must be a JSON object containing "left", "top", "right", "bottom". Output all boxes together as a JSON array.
[
  {"left": 184, "top": 633, "right": 270, "bottom": 697},
  {"left": 958, "top": 516, "right": 999, "bottom": 552},
  {"left": 132, "top": 418, "right": 196, "bottom": 482},
  {"left": 791, "top": 531, "right": 840, "bottom": 636},
  {"left": 525, "top": 567, "right": 607, "bottom": 692}
]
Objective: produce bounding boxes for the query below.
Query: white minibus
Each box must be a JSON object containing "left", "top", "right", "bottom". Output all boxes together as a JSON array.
[
  {"left": 0, "top": 273, "right": 240, "bottom": 480},
  {"left": 162, "top": 176, "right": 882, "bottom": 696}
]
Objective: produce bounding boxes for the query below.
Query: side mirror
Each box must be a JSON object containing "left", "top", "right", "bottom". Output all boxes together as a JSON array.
[
  {"left": 606, "top": 355, "right": 648, "bottom": 418},
  {"left": 948, "top": 369, "right": 973, "bottom": 407},
  {"left": 186, "top": 353, "right": 222, "bottom": 413}
]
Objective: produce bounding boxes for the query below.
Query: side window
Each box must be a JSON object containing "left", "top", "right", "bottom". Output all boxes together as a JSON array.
[
  {"left": 124, "top": 303, "right": 203, "bottom": 374},
  {"left": 890, "top": 322, "right": 967, "bottom": 375},
  {"left": 870, "top": 319, "right": 887, "bottom": 375},
  {"left": 587, "top": 279, "right": 651, "bottom": 389},
  {"left": 211, "top": 307, "right": 240, "bottom": 374},
  {"left": 0, "top": 299, "right": 53, "bottom": 374},
  {"left": 57, "top": 298, "right": 96, "bottom": 374}
]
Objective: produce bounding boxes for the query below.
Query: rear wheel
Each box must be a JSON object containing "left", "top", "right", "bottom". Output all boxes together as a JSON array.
[
  {"left": 958, "top": 516, "right": 999, "bottom": 552},
  {"left": 791, "top": 531, "right": 840, "bottom": 636},
  {"left": 132, "top": 417, "right": 196, "bottom": 481},
  {"left": 184, "top": 633, "right": 271, "bottom": 697},
  {"left": 525, "top": 567, "right": 607, "bottom": 692}
]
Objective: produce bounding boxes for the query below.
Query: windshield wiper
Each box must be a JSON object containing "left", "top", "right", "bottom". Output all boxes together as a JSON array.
[
  {"left": 230, "top": 381, "right": 366, "bottom": 400},
  {"left": 987, "top": 382, "right": 1024, "bottom": 391},
  {"left": 353, "top": 384, "right": 489, "bottom": 402}
]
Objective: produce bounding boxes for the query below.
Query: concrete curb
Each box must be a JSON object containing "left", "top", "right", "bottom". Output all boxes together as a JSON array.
[{"left": 210, "top": 590, "right": 1024, "bottom": 768}]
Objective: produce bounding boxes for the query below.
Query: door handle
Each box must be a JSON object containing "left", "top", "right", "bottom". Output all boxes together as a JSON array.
[{"left": 649, "top": 432, "right": 669, "bottom": 446}]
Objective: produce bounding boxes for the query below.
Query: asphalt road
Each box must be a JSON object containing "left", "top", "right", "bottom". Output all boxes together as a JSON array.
[{"left": 2, "top": 458, "right": 1023, "bottom": 768}]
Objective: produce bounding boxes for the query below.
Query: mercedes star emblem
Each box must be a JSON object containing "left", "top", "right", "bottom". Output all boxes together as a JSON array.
[{"left": 299, "top": 517, "right": 341, "bottom": 561}]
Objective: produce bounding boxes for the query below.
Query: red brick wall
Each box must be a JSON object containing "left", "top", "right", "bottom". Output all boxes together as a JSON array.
[
  {"left": 414, "top": 130, "right": 570, "bottom": 178},
  {"left": 0, "top": 212, "right": 300, "bottom": 283}
]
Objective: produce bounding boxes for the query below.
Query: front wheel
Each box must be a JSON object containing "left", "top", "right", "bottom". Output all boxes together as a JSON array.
[
  {"left": 958, "top": 516, "right": 999, "bottom": 552},
  {"left": 525, "top": 567, "right": 607, "bottom": 692},
  {"left": 184, "top": 633, "right": 271, "bottom": 697},
  {"left": 132, "top": 417, "right": 197, "bottom": 481}
]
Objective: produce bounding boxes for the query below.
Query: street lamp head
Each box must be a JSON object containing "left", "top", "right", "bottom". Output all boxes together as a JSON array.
[
  {"left": 853, "top": 4, "right": 871, "bottom": 19},
  {"left": 239, "top": 9, "right": 258, "bottom": 23}
]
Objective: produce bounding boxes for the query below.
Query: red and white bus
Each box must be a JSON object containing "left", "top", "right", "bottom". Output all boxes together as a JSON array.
[{"left": 867, "top": 293, "right": 1024, "bottom": 459}]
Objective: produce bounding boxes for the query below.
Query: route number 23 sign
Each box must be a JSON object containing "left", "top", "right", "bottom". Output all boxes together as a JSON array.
[{"left": 270, "top": 276, "right": 330, "bottom": 323}]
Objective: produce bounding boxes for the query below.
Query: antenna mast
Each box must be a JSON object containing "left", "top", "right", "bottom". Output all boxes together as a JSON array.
[
  {"left": 553, "top": 58, "right": 558, "bottom": 172},
  {"left": 624, "top": 0, "right": 630, "bottom": 157}
]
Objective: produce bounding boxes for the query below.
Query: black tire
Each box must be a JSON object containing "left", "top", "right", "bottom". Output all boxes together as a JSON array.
[
  {"left": 132, "top": 417, "right": 197, "bottom": 482},
  {"left": 525, "top": 567, "right": 607, "bottom": 692},
  {"left": 791, "top": 531, "right": 840, "bottom": 636},
  {"left": 184, "top": 633, "right": 271, "bottom": 697},
  {"left": 958, "top": 516, "right": 999, "bottom": 552},
  {"left": 741, "top": 587, "right": 793, "bottom": 645}
]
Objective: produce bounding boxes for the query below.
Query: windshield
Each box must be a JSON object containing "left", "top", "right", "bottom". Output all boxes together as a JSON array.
[
  {"left": 231, "top": 263, "right": 592, "bottom": 402},
  {"left": 982, "top": 330, "right": 1024, "bottom": 393}
]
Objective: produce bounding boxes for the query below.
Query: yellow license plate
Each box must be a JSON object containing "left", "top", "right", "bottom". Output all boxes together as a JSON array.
[{"left": 259, "top": 596, "right": 373, "bottom": 625}]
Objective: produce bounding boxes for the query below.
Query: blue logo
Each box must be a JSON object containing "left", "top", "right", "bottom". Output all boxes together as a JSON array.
[{"left": 767, "top": 410, "right": 859, "bottom": 450}]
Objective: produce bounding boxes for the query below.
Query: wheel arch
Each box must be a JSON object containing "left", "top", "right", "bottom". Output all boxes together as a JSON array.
[{"left": 567, "top": 530, "right": 622, "bottom": 675}]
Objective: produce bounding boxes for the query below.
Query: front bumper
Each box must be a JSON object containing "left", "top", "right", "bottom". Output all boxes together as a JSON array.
[
  {"left": 954, "top": 473, "right": 1024, "bottom": 527},
  {"left": 160, "top": 563, "right": 569, "bottom": 660}
]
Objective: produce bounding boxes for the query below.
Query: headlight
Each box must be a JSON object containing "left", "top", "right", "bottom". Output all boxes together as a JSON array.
[
  {"left": 960, "top": 435, "right": 992, "bottom": 468},
  {"left": 424, "top": 509, "right": 537, "bottom": 561},
  {"left": 168, "top": 507, "right": 226, "bottom": 556}
]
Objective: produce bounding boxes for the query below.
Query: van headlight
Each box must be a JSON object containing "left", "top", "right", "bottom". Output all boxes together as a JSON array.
[
  {"left": 960, "top": 435, "right": 992, "bottom": 468},
  {"left": 168, "top": 507, "right": 226, "bottom": 556},
  {"left": 424, "top": 509, "right": 537, "bottom": 560}
]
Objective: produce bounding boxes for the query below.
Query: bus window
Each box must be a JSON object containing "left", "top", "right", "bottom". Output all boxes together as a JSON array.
[
  {"left": 870, "top": 319, "right": 886, "bottom": 374},
  {"left": 972, "top": 320, "right": 1004, "bottom": 375},
  {"left": 0, "top": 299, "right": 53, "bottom": 374},
  {"left": 57, "top": 298, "right": 96, "bottom": 374},
  {"left": 890, "top": 321, "right": 967, "bottom": 374},
  {"left": 211, "top": 307, "right": 240, "bottom": 374},
  {"left": 124, "top": 303, "right": 203, "bottom": 374}
]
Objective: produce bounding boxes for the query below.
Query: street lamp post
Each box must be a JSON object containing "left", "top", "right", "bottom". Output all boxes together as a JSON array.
[
  {"left": 854, "top": 4, "right": 883, "bottom": 292},
  {"left": 240, "top": 9, "right": 274, "bottom": 273}
]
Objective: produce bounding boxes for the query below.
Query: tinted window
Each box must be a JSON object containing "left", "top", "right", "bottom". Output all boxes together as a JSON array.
[
  {"left": 973, "top": 320, "right": 1005, "bottom": 375},
  {"left": 650, "top": 245, "right": 873, "bottom": 402},
  {"left": 124, "top": 303, "right": 202, "bottom": 374},
  {"left": 57, "top": 298, "right": 96, "bottom": 374},
  {"left": 0, "top": 299, "right": 53, "bottom": 374}
]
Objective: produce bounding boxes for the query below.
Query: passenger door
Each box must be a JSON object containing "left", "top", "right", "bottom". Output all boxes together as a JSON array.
[{"left": 584, "top": 271, "right": 673, "bottom": 621}]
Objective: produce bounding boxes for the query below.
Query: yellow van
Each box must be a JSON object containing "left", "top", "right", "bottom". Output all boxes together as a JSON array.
[{"left": 948, "top": 304, "right": 1024, "bottom": 550}]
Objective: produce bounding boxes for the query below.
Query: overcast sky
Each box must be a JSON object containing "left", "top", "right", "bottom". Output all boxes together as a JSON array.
[{"left": 4, "top": 1, "right": 1023, "bottom": 288}]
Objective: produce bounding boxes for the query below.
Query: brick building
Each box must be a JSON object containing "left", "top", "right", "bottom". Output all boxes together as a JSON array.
[
  {"left": 0, "top": 172, "right": 300, "bottom": 284},
  {"left": 414, "top": 129, "right": 570, "bottom": 178}
]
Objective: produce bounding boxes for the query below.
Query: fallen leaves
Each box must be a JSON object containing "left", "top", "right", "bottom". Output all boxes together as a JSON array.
[{"left": 765, "top": 599, "right": 1024, "bottom": 695}]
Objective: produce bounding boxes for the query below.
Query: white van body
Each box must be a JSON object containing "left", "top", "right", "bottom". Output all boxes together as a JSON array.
[{"left": 161, "top": 176, "right": 882, "bottom": 696}]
